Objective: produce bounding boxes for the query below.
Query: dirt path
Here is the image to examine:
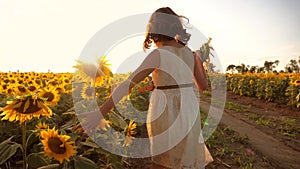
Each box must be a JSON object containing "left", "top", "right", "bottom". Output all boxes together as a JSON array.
[{"left": 200, "top": 101, "right": 300, "bottom": 169}]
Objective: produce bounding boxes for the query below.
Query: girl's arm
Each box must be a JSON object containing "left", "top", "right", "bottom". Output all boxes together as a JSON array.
[
  {"left": 77, "top": 49, "right": 160, "bottom": 129},
  {"left": 193, "top": 52, "right": 209, "bottom": 91},
  {"left": 100, "top": 49, "right": 160, "bottom": 116}
]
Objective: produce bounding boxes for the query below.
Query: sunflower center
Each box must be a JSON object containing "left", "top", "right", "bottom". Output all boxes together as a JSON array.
[
  {"left": 43, "top": 92, "right": 55, "bottom": 102},
  {"left": 18, "top": 86, "right": 27, "bottom": 93},
  {"left": 64, "top": 79, "right": 70, "bottom": 83},
  {"left": 51, "top": 81, "right": 59, "bottom": 86},
  {"left": 7, "top": 89, "right": 13, "bottom": 94},
  {"left": 14, "top": 97, "right": 42, "bottom": 114},
  {"left": 85, "top": 87, "right": 94, "bottom": 96},
  {"left": 48, "top": 137, "right": 66, "bottom": 154},
  {"left": 28, "top": 86, "right": 37, "bottom": 91},
  {"left": 2, "top": 84, "right": 8, "bottom": 90},
  {"left": 35, "top": 79, "right": 42, "bottom": 85}
]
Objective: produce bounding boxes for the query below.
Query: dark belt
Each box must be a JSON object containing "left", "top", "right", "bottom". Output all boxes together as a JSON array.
[{"left": 155, "top": 83, "right": 194, "bottom": 90}]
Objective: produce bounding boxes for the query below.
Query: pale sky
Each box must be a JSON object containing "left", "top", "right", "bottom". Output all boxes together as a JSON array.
[{"left": 0, "top": 0, "right": 299, "bottom": 73}]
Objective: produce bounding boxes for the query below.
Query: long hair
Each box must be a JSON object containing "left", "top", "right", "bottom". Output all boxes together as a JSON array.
[{"left": 143, "top": 7, "right": 191, "bottom": 50}]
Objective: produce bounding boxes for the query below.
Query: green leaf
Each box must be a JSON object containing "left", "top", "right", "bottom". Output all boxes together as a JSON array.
[
  {"left": 109, "top": 154, "right": 124, "bottom": 169},
  {"left": 37, "top": 164, "right": 60, "bottom": 169},
  {"left": 0, "top": 136, "right": 21, "bottom": 165},
  {"left": 74, "top": 156, "right": 98, "bottom": 169},
  {"left": 109, "top": 110, "right": 127, "bottom": 129},
  {"left": 80, "top": 141, "right": 100, "bottom": 149},
  {"left": 27, "top": 152, "right": 49, "bottom": 168},
  {"left": 60, "top": 118, "right": 77, "bottom": 130},
  {"left": 62, "top": 111, "right": 76, "bottom": 116}
]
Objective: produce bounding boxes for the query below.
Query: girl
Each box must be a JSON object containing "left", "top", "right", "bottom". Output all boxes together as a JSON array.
[{"left": 79, "top": 7, "right": 213, "bottom": 169}]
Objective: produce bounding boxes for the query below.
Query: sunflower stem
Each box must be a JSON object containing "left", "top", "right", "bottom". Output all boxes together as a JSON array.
[
  {"left": 63, "top": 160, "right": 68, "bottom": 169},
  {"left": 22, "top": 122, "right": 28, "bottom": 169}
]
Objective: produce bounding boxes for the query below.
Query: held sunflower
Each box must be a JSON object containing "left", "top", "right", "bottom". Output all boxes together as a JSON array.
[
  {"left": 0, "top": 95, "right": 52, "bottom": 124},
  {"left": 40, "top": 128, "right": 77, "bottom": 164},
  {"left": 73, "top": 56, "right": 112, "bottom": 86}
]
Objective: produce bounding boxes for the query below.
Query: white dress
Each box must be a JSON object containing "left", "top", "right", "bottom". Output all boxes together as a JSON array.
[{"left": 146, "top": 45, "right": 213, "bottom": 169}]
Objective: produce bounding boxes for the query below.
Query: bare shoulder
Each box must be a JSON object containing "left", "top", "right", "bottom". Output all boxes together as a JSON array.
[{"left": 139, "top": 49, "right": 160, "bottom": 69}]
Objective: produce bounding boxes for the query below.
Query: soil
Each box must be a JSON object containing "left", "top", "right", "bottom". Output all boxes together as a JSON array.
[
  {"left": 203, "top": 91, "right": 300, "bottom": 169},
  {"left": 125, "top": 91, "right": 300, "bottom": 169},
  {"left": 225, "top": 91, "right": 300, "bottom": 152}
]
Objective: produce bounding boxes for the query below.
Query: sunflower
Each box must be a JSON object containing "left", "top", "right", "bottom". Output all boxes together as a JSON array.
[
  {"left": 39, "top": 87, "right": 60, "bottom": 106},
  {"left": 122, "top": 120, "right": 137, "bottom": 147},
  {"left": 15, "top": 85, "right": 29, "bottom": 95},
  {"left": 54, "top": 85, "right": 66, "bottom": 94},
  {"left": 0, "top": 84, "right": 8, "bottom": 94},
  {"left": 0, "top": 95, "right": 52, "bottom": 124},
  {"left": 4, "top": 86, "right": 15, "bottom": 96},
  {"left": 40, "top": 128, "right": 77, "bottom": 163},
  {"left": 35, "top": 122, "right": 49, "bottom": 136},
  {"left": 249, "top": 80, "right": 254, "bottom": 85},
  {"left": 97, "top": 56, "right": 112, "bottom": 79},
  {"left": 80, "top": 84, "right": 95, "bottom": 100},
  {"left": 293, "top": 80, "right": 300, "bottom": 86},
  {"left": 27, "top": 85, "right": 38, "bottom": 94},
  {"left": 35, "top": 122, "right": 49, "bottom": 130},
  {"left": 73, "top": 56, "right": 112, "bottom": 86},
  {"left": 125, "top": 120, "right": 137, "bottom": 136}
]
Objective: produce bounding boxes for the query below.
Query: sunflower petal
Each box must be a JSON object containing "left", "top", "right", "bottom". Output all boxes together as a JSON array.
[{"left": 23, "top": 98, "right": 30, "bottom": 113}]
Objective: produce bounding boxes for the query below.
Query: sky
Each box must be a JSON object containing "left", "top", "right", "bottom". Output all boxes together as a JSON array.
[{"left": 0, "top": 0, "right": 299, "bottom": 73}]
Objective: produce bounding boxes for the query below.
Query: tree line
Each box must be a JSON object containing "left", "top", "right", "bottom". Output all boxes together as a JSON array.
[{"left": 226, "top": 56, "right": 300, "bottom": 73}]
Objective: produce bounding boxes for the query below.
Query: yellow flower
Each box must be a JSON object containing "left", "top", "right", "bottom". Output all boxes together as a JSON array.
[
  {"left": 97, "top": 56, "right": 112, "bottom": 78},
  {"left": 40, "top": 128, "right": 77, "bottom": 164},
  {"left": 35, "top": 122, "right": 49, "bottom": 136},
  {"left": 0, "top": 96, "right": 52, "bottom": 124},
  {"left": 27, "top": 85, "right": 38, "bottom": 94},
  {"left": 39, "top": 87, "right": 61, "bottom": 106},
  {"left": 126, "top": 120, "right": 137, "bottom": 136},
  {"left": 293, "top": 80, "right": 300, "bottom": 86},
  {"left": 123, "top": 120, "right": 137, "bottom": 147},
  {"left": 4, "top": 86, "right": 15, "bottom": 96},
  {"left": 249, "top": 80, "right": 254, "bottom": 85},
  {"left": 54, "top": 85, "right": 66, "bottom": 94},
  {"left": 15, "top": 85, "right": 29, "bottom": 95},
  {"left": 35, "top": 122, "right": 49, "bottom": 130},
  {"left": 80, "top": 84, "right": 95, "bottom": 100},
  {"left": 73, "top": 56, "right": 112, "bottom": 86}
]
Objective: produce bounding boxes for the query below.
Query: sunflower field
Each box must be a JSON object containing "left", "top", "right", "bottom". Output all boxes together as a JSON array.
[
  {"left": 1, "top": 64, "right": 299, "bottom": 169},
  {"left": 226, "top": 72, "right": 300, "bottom": 108},
  {"left": 1, "top": 36, "right": 298, "bottom": 168},
  {"left": 0, "top": 56, "right": 153, "bottom": 169}
]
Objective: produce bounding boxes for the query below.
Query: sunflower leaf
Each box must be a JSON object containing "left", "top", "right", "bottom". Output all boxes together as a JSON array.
[
  {"left": 27, "top": 152, "right": 49, "bottom": 168},
  {"left": 109, "top": 110, "right": 127, "bottom": 129},
  {"left": 0, "top": 136, "right": 22, "bottom": 165},
  {"left": 74, "top": 156, "right": 98, "bottom": 169},
  {"left": 80, "top": 141, "right": 100, "bottom": 148},
  {"left": 37, "top": 164, "right": 60, "bottom": 169},
  {"left": 60, "top": 118, "right": 77, "bottom": 130}
]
